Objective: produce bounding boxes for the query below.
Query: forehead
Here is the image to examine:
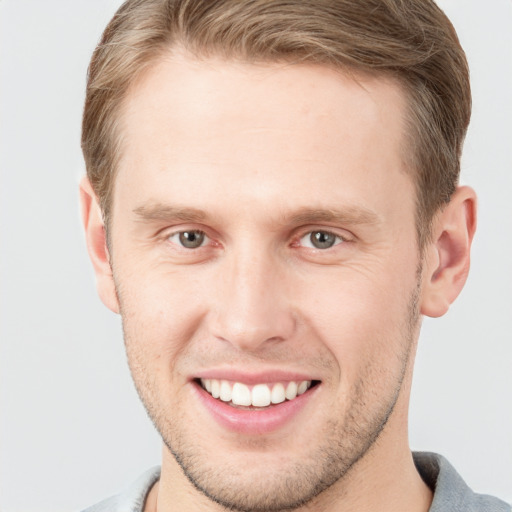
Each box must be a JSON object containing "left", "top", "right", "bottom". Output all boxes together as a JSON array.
[
  {"left": 120, "top": 52, "right": 407, "bottom": 151},
  {"left": 114, "top": 52, "right": 413, "bottom": 223}
]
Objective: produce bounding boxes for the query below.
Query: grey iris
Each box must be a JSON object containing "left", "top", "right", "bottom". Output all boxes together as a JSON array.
[
  {"left": 179, "top": 231, "right": 205, "bottom": 248},
  {"left": 311, "top": 231, "right": 336, "bottom": 249}
]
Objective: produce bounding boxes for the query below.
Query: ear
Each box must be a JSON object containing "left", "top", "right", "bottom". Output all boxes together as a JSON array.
[
  {"left": 420, "top": 186, "right": 477, "bottom": 318},
  {"left": 79, "top": 176, "right": 120, "bottom": 314}
]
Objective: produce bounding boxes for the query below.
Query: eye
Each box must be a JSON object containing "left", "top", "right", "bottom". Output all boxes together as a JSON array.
[
  {"left": 299, "top": 230, "right": 343, "bottom": 249},
  {"left": 168, "top": 230, "right": 208, "bottom": 249}
]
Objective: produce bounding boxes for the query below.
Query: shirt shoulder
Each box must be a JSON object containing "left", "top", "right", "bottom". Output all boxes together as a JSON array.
[
  {"left": 80, "top": 467, "right": 161, "bottom": 512},
  {"left": 413, "top": 452, "right": 510, "bottom": 512}
]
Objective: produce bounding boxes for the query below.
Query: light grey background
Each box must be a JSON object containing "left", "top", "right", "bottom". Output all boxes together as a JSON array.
[{"left": 0, "top": 1, "right": 510, "bottom": 510}]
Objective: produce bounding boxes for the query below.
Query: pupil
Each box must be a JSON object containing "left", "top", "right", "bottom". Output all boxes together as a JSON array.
[
  {"left": 311, "top": 231, "right": 335, "bottom": 249},
  {"left": 179, "top": 231, "right": 204, "bottom": 248}
]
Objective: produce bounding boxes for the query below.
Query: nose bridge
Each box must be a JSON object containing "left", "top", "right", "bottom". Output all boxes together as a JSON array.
[{"left": 211, "top": 240, "right": 295, "bottom": 351}]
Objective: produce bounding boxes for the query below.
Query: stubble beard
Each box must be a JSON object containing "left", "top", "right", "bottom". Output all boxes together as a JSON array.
[
  {"left": 162, "top": 369, "right": 411, "bottom": 512},
  {"left": 121, "top": 280, "right": 421, "bottom": 512}
]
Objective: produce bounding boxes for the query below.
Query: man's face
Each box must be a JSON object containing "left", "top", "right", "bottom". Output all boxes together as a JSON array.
[{"left": 109, "top": 53, "right": 422, "bottom": 510}]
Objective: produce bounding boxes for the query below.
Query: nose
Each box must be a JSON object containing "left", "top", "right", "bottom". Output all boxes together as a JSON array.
[{"left": 210, "top": 246, "right": 296, "bottom": 352}]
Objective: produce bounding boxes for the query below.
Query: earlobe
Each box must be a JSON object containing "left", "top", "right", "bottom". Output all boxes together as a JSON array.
[
  {"left": 420, "top": 186, "right": 477, "bottom": 318},
  {"left": 79, "top": 176, "right": 120, "bottom": 314}
]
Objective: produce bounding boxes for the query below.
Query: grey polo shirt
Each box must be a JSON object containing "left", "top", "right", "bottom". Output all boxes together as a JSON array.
[{"left": 81, "top": 452, "right": 510, "bottom": 512}]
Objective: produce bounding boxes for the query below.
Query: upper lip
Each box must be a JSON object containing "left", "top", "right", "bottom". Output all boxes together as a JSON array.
[{"left": 192, "top": 368, "right": 321, "bottom": 385}]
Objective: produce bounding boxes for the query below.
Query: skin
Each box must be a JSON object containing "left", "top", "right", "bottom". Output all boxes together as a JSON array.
[{"left": 81, "top": 51, "right": 476, "bottom": 512}]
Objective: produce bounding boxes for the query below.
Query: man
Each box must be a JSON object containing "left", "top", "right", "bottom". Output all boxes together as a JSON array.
[{"left": 79, "top": 1, "right": 509, "bottom": 511}]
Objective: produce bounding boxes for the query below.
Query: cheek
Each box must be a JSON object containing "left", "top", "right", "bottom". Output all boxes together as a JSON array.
[
  {"left": 115, "top": 268, "right": 210, "bottom": 377},
  {"left": 297, "top": 263, "right": 417, "bottom": 380}
]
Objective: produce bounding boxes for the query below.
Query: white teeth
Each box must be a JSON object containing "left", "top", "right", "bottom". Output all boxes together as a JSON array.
[
  {"left": 211, "top": 379, "right": 220, "bottom": 399},
  {"left": 220, "top": 380, "right": 232, "bottom": 402},
  {"left": 232, "top": 382, "right": 252, "bottom": 406},
  {"left": 200, "top": 379, "right": 313, "bottom": 406},
  {"left": 252, "top": 384, "right": 271, "bottom": 407},
  {"left": 271, "top": 383, "right": 286, "bottom": 404},
  {"left": 297, "top": 381, "right": 309, "bottom": 395},
  {"left": 285, "top": 381, "right": 298, "bottom": 400}
]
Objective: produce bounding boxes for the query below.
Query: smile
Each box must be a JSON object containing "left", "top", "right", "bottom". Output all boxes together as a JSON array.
[
  {"left": 199, "top": 378, "right": 313, "bottom": 407},
  {"left": 193, "top": 374, "right": 321, "bottom": 434}
]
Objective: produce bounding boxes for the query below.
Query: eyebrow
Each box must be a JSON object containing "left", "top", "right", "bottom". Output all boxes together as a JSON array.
[
  {"left": 133, "top": 202, "right": 380, "bottom": 227},
  {"left": 286, "top": 207, "right": 381, "bottom": 227},
  {"left": 133, "top": 204, "right": 208, "bottom": 223}
]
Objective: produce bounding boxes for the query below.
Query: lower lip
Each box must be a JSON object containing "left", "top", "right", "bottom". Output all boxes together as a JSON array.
[{"left": 193, "top": 382, "right": 319, "bottom": 435}]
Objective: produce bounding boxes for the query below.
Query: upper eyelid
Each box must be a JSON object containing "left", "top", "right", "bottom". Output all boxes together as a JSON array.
[
  {"left": 300, "top": 229, "right": 344, "bottom": 238},
  {"left": 167, "top": 228, "right": 207, "bottom": 235}
]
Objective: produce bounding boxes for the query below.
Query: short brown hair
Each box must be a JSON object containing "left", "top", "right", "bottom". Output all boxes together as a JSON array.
[{"left": 82, "top": 0, "right": 471, "bottom": 247}]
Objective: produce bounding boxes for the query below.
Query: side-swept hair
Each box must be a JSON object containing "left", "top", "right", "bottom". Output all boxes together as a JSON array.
[{"left": 82, "top": 0, "right": 470, "bottom": 247}]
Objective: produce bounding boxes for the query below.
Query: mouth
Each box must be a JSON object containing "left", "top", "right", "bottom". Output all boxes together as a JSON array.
[
  {"left": 197, "top": 378, "right": 319, "bottom": 409},
  {"left": 191, "top": 371, "right": 322, "bottom": 434}
]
